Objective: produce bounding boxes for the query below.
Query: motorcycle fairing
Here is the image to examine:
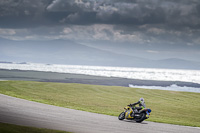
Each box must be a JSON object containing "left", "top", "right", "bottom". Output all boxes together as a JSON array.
[{"left": 124, "top": 106, "right": 134, "bottom": 119}]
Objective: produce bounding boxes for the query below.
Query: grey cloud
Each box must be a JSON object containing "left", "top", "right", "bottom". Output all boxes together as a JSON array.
[
  {"left": 0, "top": 0, "right": 52, "bottom": 28},
  {"left": 0, "top": 0, "right": 200, "bottom": 28},
  {"left": 0, "top": 0, "right": 200, "bottom": 49},
  {"left": 45, "top": 0, "right": 200, "bottom": 31},
  {"left": 47, "top": 0, "right": 83, "bottom": 12}
]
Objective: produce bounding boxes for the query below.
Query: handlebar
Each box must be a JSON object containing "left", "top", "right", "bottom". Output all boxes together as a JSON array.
[{"left": 127, "top": 104, "right": 135, "bottom": 107}]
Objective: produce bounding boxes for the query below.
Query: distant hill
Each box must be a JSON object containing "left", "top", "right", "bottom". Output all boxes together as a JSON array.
[
  {"left": 156, "top": 58, "right": 200, "bottom": 70},
  {"left": 0, "top": 38, "right": 200, "bottom": 70}
]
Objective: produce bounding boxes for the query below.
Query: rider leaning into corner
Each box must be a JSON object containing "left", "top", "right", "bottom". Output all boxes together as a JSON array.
[{"left": 130, "top": 98, "right": 146, "bottom": 117}]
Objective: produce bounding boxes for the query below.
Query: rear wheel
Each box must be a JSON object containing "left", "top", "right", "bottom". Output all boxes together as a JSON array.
[
  {"left": 135, "top": 112, "right": 146, "bottom": 123},
  {"left": 118, "top": 112, "right": 125, "bottom": 120}
]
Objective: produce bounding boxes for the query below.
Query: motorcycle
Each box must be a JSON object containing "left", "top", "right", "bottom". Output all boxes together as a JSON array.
[{"left": 118, "top": 104, "right": 151, "bottom": 123}]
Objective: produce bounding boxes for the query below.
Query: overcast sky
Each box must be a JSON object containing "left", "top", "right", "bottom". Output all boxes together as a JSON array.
[{"left": 0, "top": 0, "right": 200, "bottom": 62}]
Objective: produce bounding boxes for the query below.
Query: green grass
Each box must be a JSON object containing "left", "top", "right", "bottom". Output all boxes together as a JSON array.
[
  {"left": 0, "top": 122, "right": 70, "bottom": 133},
  {"left": 0, "top": 81, "right": 200, "bottom": 127}
]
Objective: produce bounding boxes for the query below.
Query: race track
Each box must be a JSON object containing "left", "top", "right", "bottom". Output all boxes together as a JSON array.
[{"left": 0, "top": 94, "right": 199, "bottom": 133}]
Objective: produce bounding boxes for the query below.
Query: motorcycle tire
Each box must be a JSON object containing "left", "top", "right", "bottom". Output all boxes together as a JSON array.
[
  {"left": 118, "top": 112, "right": 125, "bottom": 120},
  {"left": 135, "top": 112, "right": 146, "bottom": 123}
]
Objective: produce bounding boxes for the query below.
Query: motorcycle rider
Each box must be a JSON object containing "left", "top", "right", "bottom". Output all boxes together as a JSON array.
[{"left": 130, "top": 98, "right": 146, "bottom": 117}]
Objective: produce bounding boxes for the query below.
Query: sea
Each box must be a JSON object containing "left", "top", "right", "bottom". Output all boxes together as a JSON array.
[{"left": 0, "top": 62, "right": 200, "bottom": 93}]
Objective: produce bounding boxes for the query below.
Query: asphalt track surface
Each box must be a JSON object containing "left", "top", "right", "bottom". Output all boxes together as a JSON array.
[{"left": 0, "top": 94, "right": 200, "bottom": 133}]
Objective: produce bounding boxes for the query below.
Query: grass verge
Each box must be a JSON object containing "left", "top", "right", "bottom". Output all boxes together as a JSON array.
[
  {"left": 0, "top": 122, "right": 70, "bottom": 133},
  {"left": 0, "top": 81, "right": 200, "bottom": 127}
]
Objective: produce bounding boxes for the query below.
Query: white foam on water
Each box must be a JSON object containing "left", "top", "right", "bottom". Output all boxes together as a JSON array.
[{"left": 129, "top": 84, "right": 200, "bottom": 93}]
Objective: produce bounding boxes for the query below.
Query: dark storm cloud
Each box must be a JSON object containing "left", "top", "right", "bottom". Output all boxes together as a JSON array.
[
  {"left": 0, "top": 0, "right": 200, "bottom": 28},
  {"left": 0, "top": 0, "right": 200, "bottom": 47},
  {"left": 0, "top": 0, "right": 52, "bottom": 28},
  {"left": 45, "top": 0, "right": 169, "bottom": 25},
  {"left": 45, "top": 0, "right": 200, "bottom": 29}
]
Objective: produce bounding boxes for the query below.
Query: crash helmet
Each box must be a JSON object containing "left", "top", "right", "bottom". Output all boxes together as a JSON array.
[
  {"left": 139, "top": 98, "right": 146, "bottom": 108},
  {"left": 139, "top": 97, "right": 144, "bottom": 102}
]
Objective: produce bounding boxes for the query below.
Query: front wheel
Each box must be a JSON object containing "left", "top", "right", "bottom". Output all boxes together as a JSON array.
[{"left": 118, "top": 112, "right": 125, "bottom": 120}]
